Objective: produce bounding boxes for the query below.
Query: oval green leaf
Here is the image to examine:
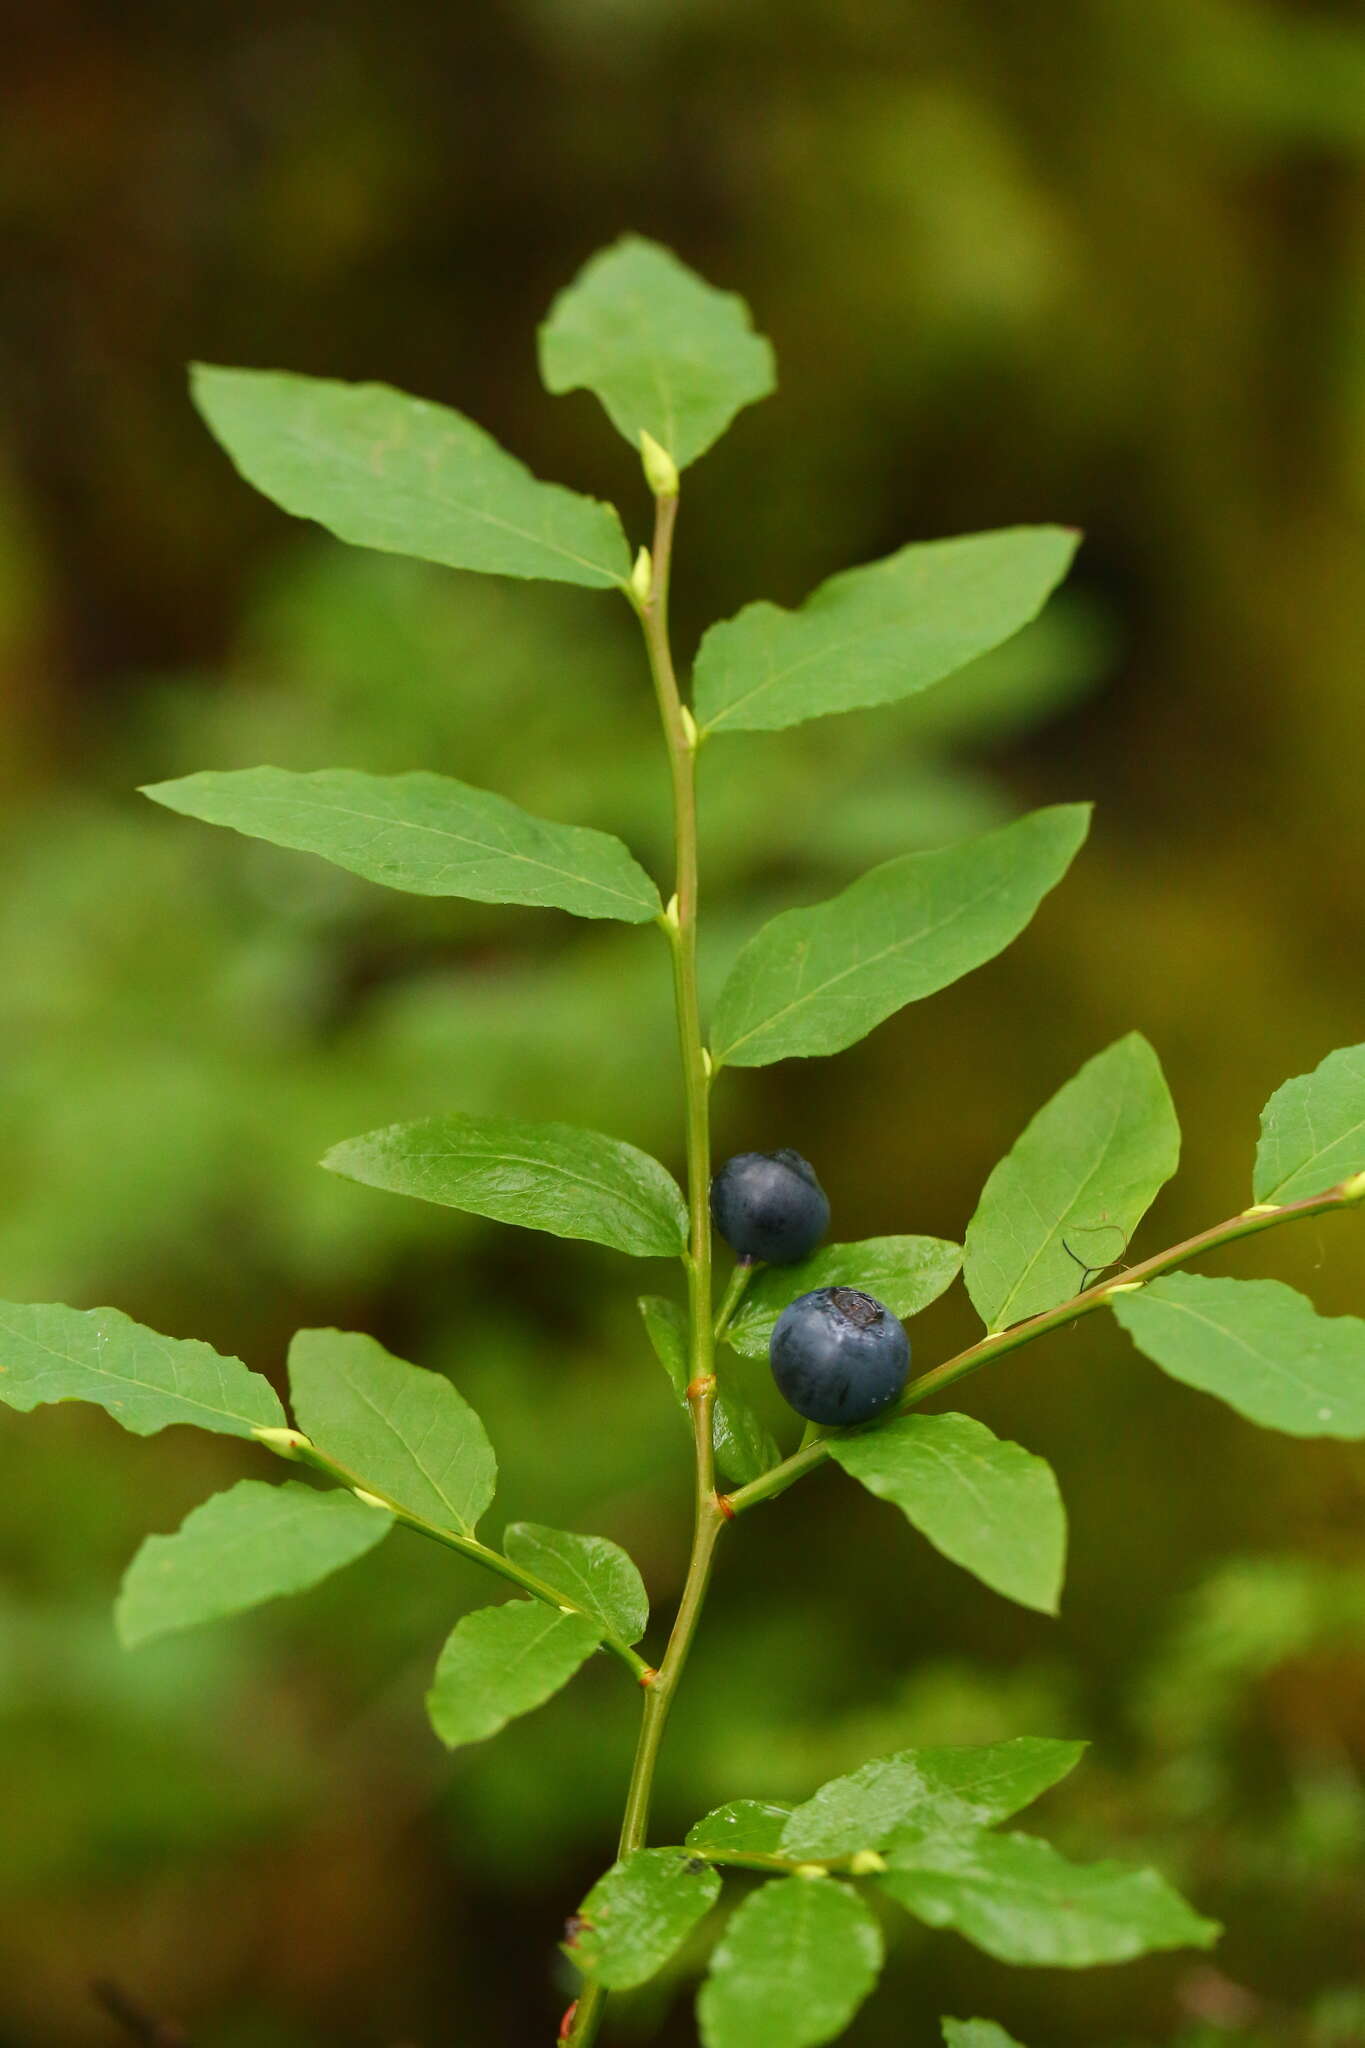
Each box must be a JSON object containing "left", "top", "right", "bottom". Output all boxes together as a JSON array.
[
  {"left": 698, "top": 1876, "right": 883, "bottom": 2048},
  {"left": 567, "top": 1846, "right": 722, "bottom": 1990},
  {"left": 829, "top": 1412, "right": 1066, "bottom": 1614},
  {"left": 780, "top": 1738, "right": 1085, "bottom": 1862},
  {"left": 881, "top": 1829, "right": 1219, "bottom": 1967},
  {"left": 503, "top": 1522, "right": 648, "bottom": 1644},
  {"left": 323, "top": 1112, "right": 688, "bottom": 1258},
  {"left": 191, "top": 366, "right": 631, "bottom": 590},
  {"left": 1112, "top": 1273, "right": 1365, "bottom": 1438},
  {"left": 142, "top": 768, "right": 661, "bottom": 923},
  {"left": 694, "top": 527, "right": 1079, "bottom": 736},
  {"left": 426, "top": 1600, "right": 603, "bottom": 1750},
  {"left": 539, "top": 235, "right": 775, "bottom": 469},
  {"left": 964, "top": 1034, "right": 1181, "bottom": 1333},
  {"left": 1254, "top": 1042, "right": 1365, "bottom": 1205},
  {"left": 116, "top": 1479, "right": 391, "bottom": 1648},
  {"left": 0, "top": 1300, "right": 283, "bottom": 1440},
  {"left": 726, "top": 1237, "right": 963, "bottom": 1359},
  {"left": 711, "top": 805, "right": 1090, "bottom": 1069},
  {"left": 288, "top": 1327, "right": 497, "bottom": 1533},
  {"left": 943, "top": 2023, "right": 1028, "bottom": 2048},
  {"left": 686, "top": 1802, "right": 795, "bottom": 1859}
]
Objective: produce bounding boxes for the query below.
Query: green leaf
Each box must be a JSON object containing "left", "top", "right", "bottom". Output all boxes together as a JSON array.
[
  {"left": 1254, "top": 1042, "right": 1365, "bottom": 1204},
  {"left": 191, "top": 366, "right": 631, "bottom": 589},
  {"left": 426, "top": 1600, "right": 603, "bottom": 1749},
  {"left": 1112, "top": 1274, "right": 1365, "bottom": 1438},
  {"left": 726, "top": 1238, "right": 963, "bottom": 1359},
  {"left": 538, "top": 235, "right": 775, "bottom": 469},
  {"left": 639, "top": 1294, "right": 690, "bottom": 1400},
  {"left": 694, "top": 527, "right": 1079, "bottom": 736},
  {"left": 712, "top": 1384, "right": 780, "bottom": 1488},
  {"left": 964, "top": 1035, "right": 1181, "bottom": 1332},
  {"left": 881, "top": 1829, "right": 1219, "bottom": 1967},
  {"left": 711, "top": 806, "right": 1090, "bottom": 1069},
  {"left": 829, "top": 1413, "right": 1066, "bottom": 1614},
  {"left": 323, "top": 1112, "right": 687, "bottom": 1258},
  {"left": 141, "top": 768, "right": 660, "bottom": 924},
  {"left": 943, "top": 2020, "right": 1028, "bottom": 2047},
  {"left": 116, "top": 1480, "right": 391, "bottom": 1648},
  {"left": 288, "top": 1328, "right": 496, "bottom": 1531},
  {"left": 0, "top": 1301, "right": 284, "bottom": 1440},
  {"left": 779, "top": 1739, "right": 1085, "bottom": 1861},
  {"left": 698, "top": 1876, "right": 883, "bottom": 2048},
  {"left": 686, "top": 1802, "right": 795, "bottom": 1858},
  {"left": 567, "top": 1847, "right": 722, "bottom": 1990},
  {"left": 503, "top": 1522, "right": 648, "bottom": 1644}
]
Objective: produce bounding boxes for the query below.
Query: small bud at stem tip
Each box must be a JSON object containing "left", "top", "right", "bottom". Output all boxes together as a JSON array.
[
  {"left": 848, "top": 1848, "right": 887, "bottom": 1874},
  {"left": 252, "top": 1425, "right": 311, "bottom": 1457},
  {"left": 640, "top": 429, "right": 680, "bottom": 498}
]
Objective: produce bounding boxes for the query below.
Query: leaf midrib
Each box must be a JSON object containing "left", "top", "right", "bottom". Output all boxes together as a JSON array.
[
  {"left": 200, "top": 776, "right": 653, "bottom": 912},
  {"left": 391, "top": 1134, "right": 681, "bottom": 1242},
  {"left": 277, "top": 406, "right": 626, "bottom": 585},
  {"left": 1143, "top": 1290, "right": 1364, "bottom": 1410},
  {"left": 1261, "top": 1059, "right": 1365, "bottom": 1200},
  {"left": 717, "top": 865, "right": 1010, "bottom": 1062},
  {"left": 985, "top": 1081, "right": 1132, "bottom": 1330},
  {"left": 0, "top": 1310, "right": 270, "bottom": 1430}
]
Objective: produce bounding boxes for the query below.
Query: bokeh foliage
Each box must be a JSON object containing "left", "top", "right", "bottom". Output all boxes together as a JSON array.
[{"left": 3, "top": 2, "right": 1365, "bottom": 2043}]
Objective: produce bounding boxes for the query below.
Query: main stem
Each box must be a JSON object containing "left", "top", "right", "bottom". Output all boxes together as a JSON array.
[{"left": 567, "top": 487, "right": 726, "bottom": 2047}]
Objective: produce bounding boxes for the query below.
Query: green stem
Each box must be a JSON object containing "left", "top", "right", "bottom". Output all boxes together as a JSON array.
[
  {"left": 252, "top": 1430, "right": 650, "bottom": 1681},
  {"left": 567, "top": 482, "right": 726, "bottom": 2048},
  {"left": 723, "top": 1176, "right": 1365, "bottom": 1517}
]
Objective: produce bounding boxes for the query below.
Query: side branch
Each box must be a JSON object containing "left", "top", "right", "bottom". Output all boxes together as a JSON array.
[
  {"left": 252, "top": 1430, "right": 651, "bottom": 1680},
  {"left": 724, "top": 1175, "right": 1365, "bottom": 1516}
]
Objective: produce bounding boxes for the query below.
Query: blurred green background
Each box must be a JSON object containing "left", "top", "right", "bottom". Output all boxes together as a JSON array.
[{"left": 4, "top": 2, "right": 1365, "bottom": 2043}]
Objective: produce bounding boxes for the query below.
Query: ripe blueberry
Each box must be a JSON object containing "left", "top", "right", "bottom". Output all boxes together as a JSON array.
[
  {"left": 770, "top": 1287, "right": 909, "bottom": 1426},
  {"left": 709, "top": 1150, "right": 830, "bottom": 1265}
]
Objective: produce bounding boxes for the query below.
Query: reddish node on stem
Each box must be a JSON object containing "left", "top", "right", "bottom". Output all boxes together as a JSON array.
[
  {"left": 639, "top": 1666, "right": 660, "bottom": 1688},
  {"left": 685, "top": 1373, "right": 716, "bottom": 1401},
  {"left": 558, "top": 2001, "right": 579, "bottom": 2040},
  {"left": 715, "top": 1493, "right": 736, "bottom": 1521}
]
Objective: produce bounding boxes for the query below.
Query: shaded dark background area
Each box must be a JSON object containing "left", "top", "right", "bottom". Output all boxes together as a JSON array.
[{"left": 4, "top": 2, "right": 1365, "bottom": 2044}]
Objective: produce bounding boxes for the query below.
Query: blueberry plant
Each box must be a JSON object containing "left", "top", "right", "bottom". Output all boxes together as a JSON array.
[{"left": 4, "top": 238, "right": 1365, "bottom": 2048}]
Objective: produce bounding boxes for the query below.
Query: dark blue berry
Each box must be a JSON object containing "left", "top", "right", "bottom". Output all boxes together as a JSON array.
[
  {"left": 709, "top": 1150, "right": 830, "bottom": 1265},
  {"left": 770, "top": 1287, "right": 909, "bottom": 1426}
]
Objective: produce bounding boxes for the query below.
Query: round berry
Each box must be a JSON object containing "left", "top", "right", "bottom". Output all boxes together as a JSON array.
[
  {"left": 709, "top": 1150, "right": 830, "bottom": 1265},
  {"left": 770, "top": 1287, "right": 909, "bottom": 1426}
]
